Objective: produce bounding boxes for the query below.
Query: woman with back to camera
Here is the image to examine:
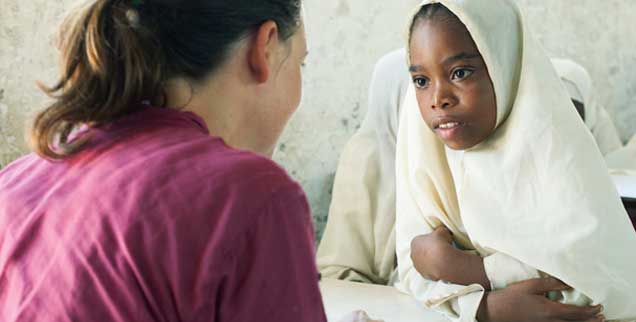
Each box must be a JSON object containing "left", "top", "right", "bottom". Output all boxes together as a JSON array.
[{"left": 0, "top": 0, "right": 328, "bottom": 321}]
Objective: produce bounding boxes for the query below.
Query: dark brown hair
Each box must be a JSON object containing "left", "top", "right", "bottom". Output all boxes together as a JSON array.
[
  {"left": 410, "top": 3, "right": 456, "bottom": 30},
  {"left": 32, "top": 0, "right": 302, "bottom": 159}
]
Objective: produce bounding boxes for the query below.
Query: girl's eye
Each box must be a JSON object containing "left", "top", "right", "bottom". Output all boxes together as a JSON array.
[
  {"left": 413, "top": 77, "right": 429, "bottom": 88},
  {"left": 452, "top": 68, "right": 474, "bottom": 80}
]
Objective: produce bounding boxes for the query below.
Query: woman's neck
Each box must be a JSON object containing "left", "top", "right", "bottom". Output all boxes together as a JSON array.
[{"left": 162, "top": 76, "right": 275, "bottom": 158}]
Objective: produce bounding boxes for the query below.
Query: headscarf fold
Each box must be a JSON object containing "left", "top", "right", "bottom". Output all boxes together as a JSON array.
[{"left": 551, "top": 58, "right": 624, "bottom": 157}]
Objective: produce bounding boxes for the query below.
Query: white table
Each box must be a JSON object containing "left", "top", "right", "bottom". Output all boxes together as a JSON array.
[
  {"left": 612, "top": 175, "right": 636, "bottom": 199},
  {"left": 320, "top": 278, "right": 447, "bottom": 322}
]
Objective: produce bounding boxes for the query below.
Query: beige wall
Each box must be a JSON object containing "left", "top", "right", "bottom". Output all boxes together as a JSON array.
[{"left": 2, "top": 0, "right": 636, "bottom": 237}]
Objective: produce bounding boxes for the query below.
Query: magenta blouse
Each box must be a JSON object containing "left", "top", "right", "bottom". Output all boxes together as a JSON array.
[{"left": 0, "top": 107, "right": 327, "bottom": 322}]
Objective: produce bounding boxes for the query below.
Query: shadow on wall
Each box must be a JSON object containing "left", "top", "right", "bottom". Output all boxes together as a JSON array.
[
  {"left": 313, "top": 172, "right": 336, "bottom": 241},
  {"left": 0, "top": 88, "right": 24, "bottom": 169}
]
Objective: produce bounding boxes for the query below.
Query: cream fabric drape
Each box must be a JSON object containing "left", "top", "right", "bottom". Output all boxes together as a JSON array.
[
  {"left": 317, "top": 49, "right": 410, "bottom": 284},
  {"left": 395, "top": 1, "right": 636, "bottom": 322},
  {"left": 551, "top": 58, "right": 624, "bottom": 156},
  {"left": 551, "top": 58, "right": 636, "bottom": 174},
  {"left": 607, "top": 133, "right": 636, "bottom": 175}
]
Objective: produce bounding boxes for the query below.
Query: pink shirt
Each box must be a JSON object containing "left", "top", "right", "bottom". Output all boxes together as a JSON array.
[{"left": 0, "top": 107, "right": 327, "bottom": 322}]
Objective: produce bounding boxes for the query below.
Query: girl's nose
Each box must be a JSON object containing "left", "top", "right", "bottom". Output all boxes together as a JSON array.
[{"left": 431, "top": 83, "right": 455, "bottom": 109}]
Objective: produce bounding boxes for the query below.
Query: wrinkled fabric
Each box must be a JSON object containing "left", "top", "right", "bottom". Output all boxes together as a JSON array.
[
  {"left": 395, "top": 1, "right": 636, "bottom": 321},
  {"left": 551, "top": 58, "right": 624, "bottom": 156},
  {"left": 0, "top": 107, "right": 327, "bottom": 322},
  {"left": 317, "top": 49, "right": 410, "bottom": 284}
]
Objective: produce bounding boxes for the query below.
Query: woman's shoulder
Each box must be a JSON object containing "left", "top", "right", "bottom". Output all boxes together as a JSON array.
[
  {"left": 91, "top": 119, "right": 300, "bottom": 193},
  {"left": 156, "top": 138, "right": 304, "bottom": 203},
  {"left": 212, "top": 145, "right": 301, "bottom": 193}
]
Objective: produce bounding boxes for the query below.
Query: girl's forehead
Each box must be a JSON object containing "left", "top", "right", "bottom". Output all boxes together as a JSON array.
[{"left": 410, "top": 17, "right": 480, "bottom": 58}]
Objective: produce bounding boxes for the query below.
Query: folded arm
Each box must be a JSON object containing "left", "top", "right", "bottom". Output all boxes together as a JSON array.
[
  {"left": 408, "top": 227, "right": 604, "bottom": 322},
  {"left": 410, "top": 227, "right": 490, "bottom": 290}
]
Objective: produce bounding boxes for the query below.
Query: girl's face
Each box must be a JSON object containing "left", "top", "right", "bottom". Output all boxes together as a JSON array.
[{"left": 409, "top": 15, "right": 497, "bottom": 150}]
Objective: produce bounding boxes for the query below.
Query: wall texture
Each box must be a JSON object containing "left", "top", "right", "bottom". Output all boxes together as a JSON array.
[{"left": 2, "top": 0, "right": 636, "bottom": 239}]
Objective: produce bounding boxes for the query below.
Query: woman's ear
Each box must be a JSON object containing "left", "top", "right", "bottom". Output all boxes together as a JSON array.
[{"left": 248, "top": 20, "right": 280, "bottom": 84}]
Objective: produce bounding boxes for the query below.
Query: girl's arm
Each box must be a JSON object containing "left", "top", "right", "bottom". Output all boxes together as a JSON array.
[
  {"left": 410, "top": 226, "right": 542, "bottom": 290},
  {"left": 410, "top": 228, "right": 604, "bottom": 322},
  {"left": 410, "top": 227, "right": 546, "bottom": 291},
  {"left": 410, "top": 227, "right": 491, "bottom": 289}
]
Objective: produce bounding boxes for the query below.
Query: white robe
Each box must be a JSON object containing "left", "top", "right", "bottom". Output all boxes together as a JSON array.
[
  {"left": 551, "top": 57, "right": 636, "bottom": 174},
  {"left": 316, "top": 49, "right": 410, "bottom": 284},
  {"left": 551, "top": 58, "right": 624, "bottom": 156},
  {"left": 395, "top": 1, "right": 636, "bottom": 322}
]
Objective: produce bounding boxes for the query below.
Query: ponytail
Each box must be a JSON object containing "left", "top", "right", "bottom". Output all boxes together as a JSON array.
[{"left": 32, "top": 0, "right": 165, "bottom": 159}]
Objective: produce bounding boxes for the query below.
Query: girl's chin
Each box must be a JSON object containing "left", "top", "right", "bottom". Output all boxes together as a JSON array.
[{"left": 443, "top": 141, "right": 468, "bottom": 151}]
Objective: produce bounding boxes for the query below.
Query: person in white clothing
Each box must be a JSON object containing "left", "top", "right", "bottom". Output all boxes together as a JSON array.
[
  {"left": 318, "top": 26, "right": 636, "bottom": 293},
  {"left": 394, "top": 1, "right": 636, "bottom": 322}
]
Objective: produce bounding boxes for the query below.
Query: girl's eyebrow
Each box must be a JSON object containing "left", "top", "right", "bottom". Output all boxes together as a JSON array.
[
  {"left": 409, "top": 52, "right": 482, "bottom": 73},
  {"left": 409, "top": 65, "right": 424, "bottom": 73}
]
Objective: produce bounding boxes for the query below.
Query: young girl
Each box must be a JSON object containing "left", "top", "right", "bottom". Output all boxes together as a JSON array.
[{"left": 395, "top": 1, "right": 636, "bottom": 322}]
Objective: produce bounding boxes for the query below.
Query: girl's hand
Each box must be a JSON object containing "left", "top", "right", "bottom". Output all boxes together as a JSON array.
[
  {"left": 411, "top": 227, "right": 490, "bottom": 289},
  {"left": 410, "top": 227, "right": 455, "bottom": 281},
  {"left": 478, "top": 278, "right": 605, "bottom": 322}
]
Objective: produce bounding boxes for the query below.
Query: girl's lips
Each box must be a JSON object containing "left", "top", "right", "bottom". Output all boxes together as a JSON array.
[{"left": 434, "top": 121, "right": 466, "bottom": 141}]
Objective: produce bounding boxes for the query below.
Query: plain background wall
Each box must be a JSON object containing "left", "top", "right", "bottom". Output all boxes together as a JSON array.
[{"left": 2, "top": 0, "right": 636, "bottom": 239}]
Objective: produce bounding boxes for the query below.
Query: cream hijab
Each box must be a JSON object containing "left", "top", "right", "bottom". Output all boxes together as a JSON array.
[
  {"left": 551, "top": 58, "right": 624, "bottom": 157},
  {"left": 317, "top": 49, "right": 409, "bottom": 284},
  {"left": 551, "top": 58, "right": 636, "bottom": 175},
  {"left": 396, "top": 0, "right": 636, "bottom": 319}
]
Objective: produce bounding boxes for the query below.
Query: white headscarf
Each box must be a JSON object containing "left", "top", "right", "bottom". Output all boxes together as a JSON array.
[
  {"left": 551, "top": 58, "right": 624, "bottom": 156},
  {"left": 396, "top": 0, "right": 636, "bottom": 319},
  {"left": 551, "top": 58, "right": 636, "bottom": 175}
]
